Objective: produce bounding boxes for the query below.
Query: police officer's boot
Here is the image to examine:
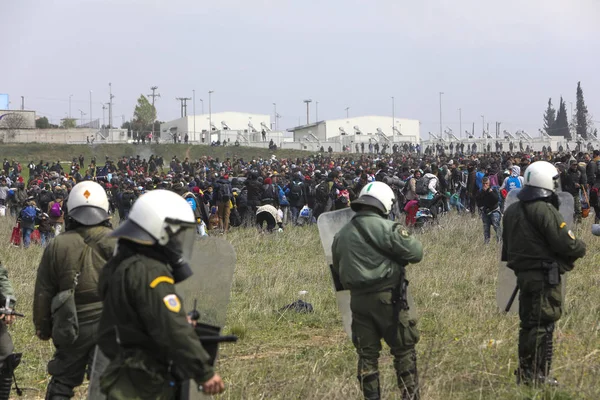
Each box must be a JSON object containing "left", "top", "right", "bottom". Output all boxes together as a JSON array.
[
  {"left": 515, "top": 357, "right": 533, "bottom": 385},
  {"left": 0, "top": 353, "right": 22, "bottom": 400},
  {"left": 535, "top": 326, "right": 559, "bottom": 387},
  {"left": 397, "top": 349, "right": 420, "bottom": 400},
  {"left": 358, "top": 372, "right": 380, "bottom": 400}
]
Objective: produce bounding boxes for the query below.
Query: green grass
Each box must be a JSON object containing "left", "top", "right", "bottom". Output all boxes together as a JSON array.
[
  {"left": 0, "top": 143, "right": 317, "bottom": 167},
  {"left": 1, "top": 212, "right": 599, "bottom": 399}
]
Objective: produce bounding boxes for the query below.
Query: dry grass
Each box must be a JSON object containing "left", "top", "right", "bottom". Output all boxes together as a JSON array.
[{"left": 0, "top": 211, "right": 598, "bottom": 399}]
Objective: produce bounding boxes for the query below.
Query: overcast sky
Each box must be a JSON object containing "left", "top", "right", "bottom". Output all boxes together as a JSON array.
[{"left": 2, "top": 0, "right": 599, "bottom": 137}]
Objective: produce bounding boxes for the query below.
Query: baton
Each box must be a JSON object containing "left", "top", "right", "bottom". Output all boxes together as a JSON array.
[{"left": 504, "top": 285, "right": 519, "bottom": 313}]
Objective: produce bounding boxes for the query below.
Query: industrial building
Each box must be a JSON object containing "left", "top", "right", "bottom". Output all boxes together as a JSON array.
[
  {"left": 286, "top": 115, "right": 420, "bottom": 152},
  {"left": 160, "top": 112, "right": 281, "bottom": 144}
]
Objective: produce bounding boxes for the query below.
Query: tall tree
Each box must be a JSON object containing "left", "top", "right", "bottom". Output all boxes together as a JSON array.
[
  {"left": 36, "top": 116, "right": 51, "bottom": 129},
  {"left": 575, "top": 81, "right": 589, "bottom": 139},
  {"left": 555, "top": 97, "right": 570, "bottom": 139},
  {"left": 60, "top": 118, "right": 77, "bottom": 129},
  {"left": 133, "top": 95, "right": 156, "bottom": 132},
  {"left": 543, "top": 98, "right": 556, "bottom": 136}
]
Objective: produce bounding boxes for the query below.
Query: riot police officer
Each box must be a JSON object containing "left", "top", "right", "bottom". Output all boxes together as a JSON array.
[
  {"left": 33, "top": 181, "right": 116, "bottom": 399},
  {"left": 332, "top": 182, "right": 423, "bottom": 400},
  {"left": 0, "top": 259, "right": 20, "bottom": 400},
  {"left": 96, "top": 189, "right": 224, "bottom": 398},
  {"left": 502, "top": 161, "right": 586, "bottom": 385}
]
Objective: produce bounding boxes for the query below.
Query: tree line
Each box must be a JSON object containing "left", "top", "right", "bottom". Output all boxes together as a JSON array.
[{"left": 543, "top": 81, "right": 597, "bottom": 140}]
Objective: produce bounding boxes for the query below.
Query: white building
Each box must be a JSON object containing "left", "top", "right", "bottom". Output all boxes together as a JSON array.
[
  {"left": 286, "top": 115, "right": 420, "bottom": 152},
  {"left": 160, "top": 112, "right": 273, "bottom": 144}
]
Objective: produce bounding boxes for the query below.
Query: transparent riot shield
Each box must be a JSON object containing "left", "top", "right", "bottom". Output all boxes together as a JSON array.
[
  {"left": 87, "top": 237, "right": 236, "bottom": 400},
  {"left": 318, "top": 208, "right": 417, "bottom": 339},
  {"left": 177, "top": 237, "right": 237, "bottom": 400},
  {"left": 496, "top": 190, "right": 572, "bottom": 313}
]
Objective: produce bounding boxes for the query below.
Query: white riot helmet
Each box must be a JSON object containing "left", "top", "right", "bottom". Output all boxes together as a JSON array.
[
  {"left": 517, "top": 161, "right": 561, "bottom": 202},
  {"left": 351, "top": 181, "right": 395, "bottom": 216},
  {"left": 67, "top": 181, "right": 110, "bottom": 225},
  {"left": 109, "top": 190, "right": 196, "bottom": 282}
]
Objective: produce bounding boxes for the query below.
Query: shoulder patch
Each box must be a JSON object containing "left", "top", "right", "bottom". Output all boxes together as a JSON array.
[
  {"left": 568, "top": 230, "right": 576, "bottom": 240},
  {"left": 400, "top": 229, "right": 410, "bottom": 238},
  {"left": 163, "top": 294, "right": 181, "bottom": 313},
  {"left": 150, "top": 276, "right": 174, "bottom": 288},
  {"left": 559, "top": 222, "right": 566, "bottom": 229}
]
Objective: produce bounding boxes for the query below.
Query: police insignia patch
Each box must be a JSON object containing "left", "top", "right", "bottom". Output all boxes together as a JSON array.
[
  {"left": 163, "top": 294, "right": 181, "bottom": 313},
  {"left": 568, "top": 230, "right": 576, "bottom": 240},
  {"left": 401, "top": 230, "right": 410, "bottom": 238}
]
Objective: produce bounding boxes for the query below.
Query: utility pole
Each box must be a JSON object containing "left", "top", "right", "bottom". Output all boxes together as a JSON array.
[
  {"left": 392, "top": 96, "right": 395, "bottom": 133},
  {"left": 345, "top": 107, "right": 350, "bottom": 118},
  {"left": 481, "top": 115, "right": 485, "bottom": 137},
  {"left": 21, "top": 96, "right": 24, "bottom": 110},
  {"left": 304, "top": 99, "right": 312, "bottom": 124},
  {"left": 102, "top": 104, "right": 107, "bottom": 129},
  {"left": 176, "top": 97, "right": 191, "bottom": 118},
  {"left": 108, "top": 83, "right": 114, "bottom": 129},
  {"left": 208, "top": 90, "right": 214, "bottom": 143},
  {"left": 148, "top": 86, "right": 160, "bottom": 140},
  {"left": 193, "top": 90, "right": 196, "bottom": 142},
  {"left": 69, "top": 94, "right": 73, "bottom": 120},
  {"left": 458, "top": 108, "right": 462, "bottom": 139},
  {"left": 273, "top": 103, "right": 277, "bottom": 130},
  {"left": 439, "top": 92, "right": 444, "bottom": 140}
]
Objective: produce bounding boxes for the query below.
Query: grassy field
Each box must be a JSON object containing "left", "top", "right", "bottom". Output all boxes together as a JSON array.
[
  {"left": 0, "top": 143, "right": 318, "bottom": 168},
  {"left": 1, "top": 211, "right": 599, "bottom": 399}
]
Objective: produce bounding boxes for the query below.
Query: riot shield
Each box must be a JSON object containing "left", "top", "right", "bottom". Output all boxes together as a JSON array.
[
  {"left": 496, "top": 190, "right": 572, "bottom": 313},
  {"left": 87, "top": 237, "right": 236, "bottom": 400},
  {"left": 317, "top": 208, "right": 417, "bottom": 339}
]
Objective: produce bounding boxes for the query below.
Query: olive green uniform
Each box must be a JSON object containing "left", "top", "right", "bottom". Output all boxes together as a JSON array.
[
  {"left": 502, "top": 200, "right": 586, "bottom": 382},
  {"left": 97, "top": 241, "right": 214, "bottom": 400},
  {"left": 0, "top": 263, "right": 16, "bottom": 369},
  {"left": 332, "top": 210, "right": 423, "bottom": 399},
  {"left": 33, "top": 226, "right": 115, "bottom": 399}
]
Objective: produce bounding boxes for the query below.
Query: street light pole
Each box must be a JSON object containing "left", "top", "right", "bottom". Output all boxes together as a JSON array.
[
  {"left": 303, "top": 99, "right": 312, "bottom": 124},
  {"left": 193, "top": 89, "right": 196, "bottom": 142},
  {"left": 89, "top": 90, "right": 93, "bottom": 130},
  {"left": 439, "top": 92, "right": 444, "bottom": 139},
  {"left": 481, "top": 115, "right": 485, "bottom": 136},
  {"left": 345, "top": 107, "right": 350, "bottom": 118},
  {"left": 199, "top": 99, "right": 204, "bottom": 115},
  {"left": 208, "top": 91, "right": 214, "bottom": 143},
  {"left": 391, "top": 96, "right": 395, "bottom": 133},
  {"left": 458, "top": 108, "right": 462, "bottom": 139},
  {"left": 273, "top": 103, "right": 277, "bottom": 130},
  {"left": 316, "top": 101, "right": 319, "bottom": 122},
  {"left": 69, "top": 94, "right": 73, "bottom": 120}
]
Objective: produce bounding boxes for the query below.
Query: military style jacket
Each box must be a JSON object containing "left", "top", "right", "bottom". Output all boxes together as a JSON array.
[
  {"left": 501, "top": 200, "right": 586, "bottom": 273},
  {"left": 33, "top": 225, "right": 116, "bottom": 338},
  {"left": 332, "top": 210, "right": 423, "bottom": 295},
  {"left": 0, "top": 262, "right": 15, "bottom": 308},
  {"left": 97, "top": 242, "right": 215, "bottom": 385}
]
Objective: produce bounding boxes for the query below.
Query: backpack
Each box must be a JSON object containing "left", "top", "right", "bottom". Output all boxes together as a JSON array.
[
  {"left": 415, "top": 176, "right": 431, "bottom": 195},
  {"left": 488, "top": 173, "right": 499, "bottom": 187},
  {"left": 20, "top": 205, "right": 36, "bottom": 223},
  {"left": 219, "top": 182, "right": 232, "bottom": 201},
  {"left": 506, "top": 176, "right": 522, "bottom": 191},
  {"left": 262, "top": 184, "right": 277, "bottom": 201},
  {"left": 186, "top": 197, "right": 197, "bottom": 211},
  {"left": 237, "top": 188, "right": 248, "bottom": 208},
  {"left": 315, "top": 182, "right": 330, "bottom": 203},
  {"left": 50, "top": 201, "right": 62, "bottom": 218},
  {"left": 122, "top": 192, "right": 135, "bottom": 208},
  {"left": 289, "top": 181, "right": 303, "bottom": 201},
  {"left": 307, "top": 183, "right": 316, "bottom": 198}
]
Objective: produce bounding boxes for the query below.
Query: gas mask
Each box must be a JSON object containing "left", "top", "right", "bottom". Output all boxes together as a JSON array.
[{"left": 163, "top": 225, "right": 196, "bottom": 283}]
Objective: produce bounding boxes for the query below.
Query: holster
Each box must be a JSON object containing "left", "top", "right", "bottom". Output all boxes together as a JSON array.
[{"left": 541, "top": 261, "right": 560, "bottom": 286}]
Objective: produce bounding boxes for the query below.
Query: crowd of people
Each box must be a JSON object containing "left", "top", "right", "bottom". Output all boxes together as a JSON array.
[{"left": 0, "top": 146, "right": 599, "bottom": 245}]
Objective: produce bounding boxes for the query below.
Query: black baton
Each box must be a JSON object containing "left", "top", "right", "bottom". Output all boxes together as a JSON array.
[{"left": 504, "top": 285, "right": 519, "bottom": 313}]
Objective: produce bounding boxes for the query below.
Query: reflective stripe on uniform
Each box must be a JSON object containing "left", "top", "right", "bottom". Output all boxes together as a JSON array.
[{"left": 149, "top": 276, "right": 174, "bottom": 288}]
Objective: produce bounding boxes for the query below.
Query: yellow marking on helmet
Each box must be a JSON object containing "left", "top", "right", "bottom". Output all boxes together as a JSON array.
[
  {"left": 559, "top": 222, "right": 566, "bottom": 229},
  {"left": 150, "top": 276, "right": 174, "bottom": 288},
  {"left": 83, "top": 190, "right": 91, "bottom": 199}
]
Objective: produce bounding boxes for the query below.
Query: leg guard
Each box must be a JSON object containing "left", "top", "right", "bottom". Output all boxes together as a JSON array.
[
  {"left": 0, "top": 353, "right": 22, "bottom": 400},
  {"left": 536, "top": 324, "right": 558, "bottom": 386},
  {"left": 397, "top": 349, "right": 419, "bottom": 400},
  {"left": 357, "top": 372, "right": 380, "bottom": 400}
]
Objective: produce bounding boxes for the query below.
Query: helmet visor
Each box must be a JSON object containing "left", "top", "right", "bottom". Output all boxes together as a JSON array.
[{"left": 169, "top": 224, "right": 196, "bottom": 263}]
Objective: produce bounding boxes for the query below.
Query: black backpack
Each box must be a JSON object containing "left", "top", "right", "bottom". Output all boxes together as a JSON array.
[
  {"left": 122, "top": 192, "right": 135, "bottom": 208},
  {"left": 219, "top": 182, "right": 232, "bottom": 201},
  {"left": 315, "top": 182, "right": 330, "bottom": 203},
  {"left": 262, "top": 184, "right": 277, "bottom": 201},
  {"left": 415, "top": 176, "right": 431, "bottom": 196},
  {"left": 289, "top": 181, "right": 303, "bottom": 201}
]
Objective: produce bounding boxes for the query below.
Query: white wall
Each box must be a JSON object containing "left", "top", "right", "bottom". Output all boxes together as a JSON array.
[
  {"left": 160, "top": 112, "right": 272, "bottom": 143},
  {"left": 324, "top": 116, "right": 420, "bottom": 141}
]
